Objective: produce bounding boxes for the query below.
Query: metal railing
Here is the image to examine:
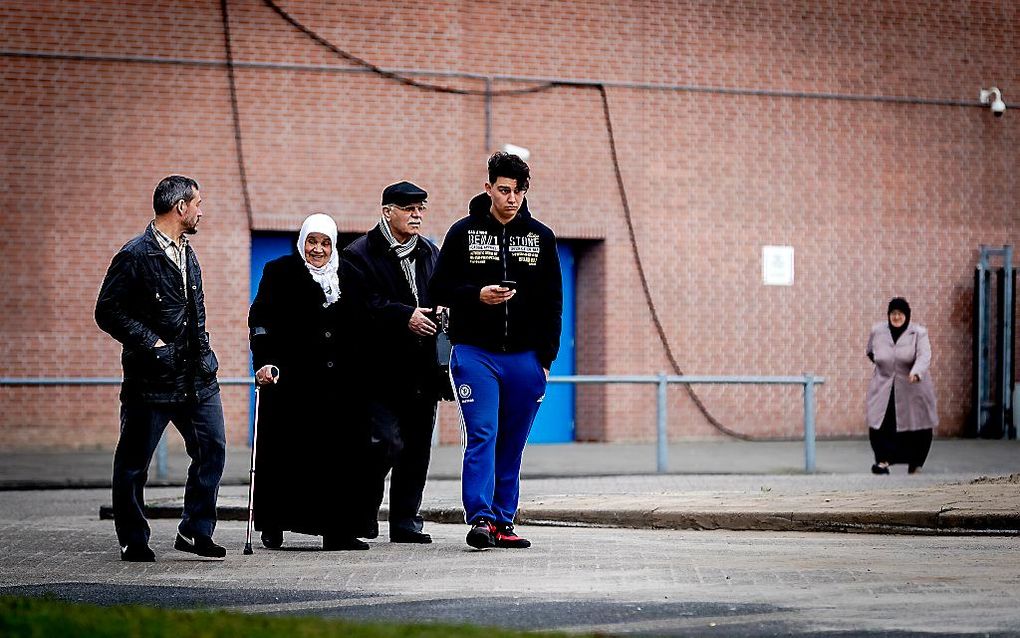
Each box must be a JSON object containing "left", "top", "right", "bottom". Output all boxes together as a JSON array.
[
  {"left": 2, "top": 373, "right": 825, "bottom": 475},
  {"left": 548, "top": 374, "right": 825, "bottom": 473},
  {"left": 0, "top": 377, "right": 254, "bottom": 481}
]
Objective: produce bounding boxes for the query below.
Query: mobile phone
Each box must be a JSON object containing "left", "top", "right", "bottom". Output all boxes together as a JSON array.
[{"left": 500, "top": 280, "right": 517, "bottom": 291}]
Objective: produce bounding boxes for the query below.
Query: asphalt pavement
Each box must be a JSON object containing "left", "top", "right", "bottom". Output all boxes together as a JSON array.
[{"left": 3, "top": 440, "right": 1020, "bottom": 636}]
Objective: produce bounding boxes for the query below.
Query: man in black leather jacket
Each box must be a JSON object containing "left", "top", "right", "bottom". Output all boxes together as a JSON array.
[{"left": 96, "top": 175, "right": 226, "bottom": 562}]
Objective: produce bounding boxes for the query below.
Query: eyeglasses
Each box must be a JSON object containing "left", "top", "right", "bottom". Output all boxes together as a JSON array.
[{"left": 389, "top": 203, "right": 428, "bottom": 213}]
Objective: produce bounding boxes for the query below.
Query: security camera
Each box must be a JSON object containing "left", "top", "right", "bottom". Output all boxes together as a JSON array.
[{"left": 979, "top": 87, "right": 1006, "bottom": 117}]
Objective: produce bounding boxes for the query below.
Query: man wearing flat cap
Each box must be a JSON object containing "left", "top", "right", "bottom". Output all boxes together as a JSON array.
[{"left": 343, "top": 181, "right": 444, "bottom": 543}]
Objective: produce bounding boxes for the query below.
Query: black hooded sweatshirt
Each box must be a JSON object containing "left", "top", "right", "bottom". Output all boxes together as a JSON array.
[{"left": 429, "top": 193, "right": 563, "bottom": 369}]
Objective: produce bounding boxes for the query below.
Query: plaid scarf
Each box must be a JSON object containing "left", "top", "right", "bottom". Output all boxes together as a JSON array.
[{"left": 377, "top": 218, "right": 419, "bottom": 304}]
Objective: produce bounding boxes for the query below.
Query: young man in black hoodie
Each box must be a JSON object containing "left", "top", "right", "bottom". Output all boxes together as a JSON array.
[{"left": 430, "top": 152, "right": 562, "bottom": 549}]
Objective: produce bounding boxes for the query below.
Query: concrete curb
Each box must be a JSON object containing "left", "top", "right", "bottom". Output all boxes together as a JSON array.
[
  {"left": 515, "top": 508, "right": 1020, "bottom": 535},
  {"left": 97, "top": 503, "right": 1020, "bottom": 537},
  {"left": 97, "top": 475, "right": 1020, "bottom": 536}
]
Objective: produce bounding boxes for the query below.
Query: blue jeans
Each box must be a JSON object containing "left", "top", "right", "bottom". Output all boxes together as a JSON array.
[
  {"left": 451, "top": 345, "right": 547, "bottom": 525},
  {"left": 112, "top": 392, "right": 226, "bottom": 546}
]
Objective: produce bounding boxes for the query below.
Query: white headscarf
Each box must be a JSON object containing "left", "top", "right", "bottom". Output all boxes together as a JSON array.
[{"left": 297, "top": 213, "right": 340, "bottom": 306}]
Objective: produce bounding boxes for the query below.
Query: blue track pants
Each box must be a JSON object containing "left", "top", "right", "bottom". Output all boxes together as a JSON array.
[{"left": 451, "top": 345, "right": 547, "bottom": 525}]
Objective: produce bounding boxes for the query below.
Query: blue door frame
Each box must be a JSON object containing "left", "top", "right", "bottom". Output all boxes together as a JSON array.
[
  {"left": 527, "top": 242, "right": 576, "bottom": 443},
  {"left": 249, "top": 233, "right": 296, "bottom": 443}
]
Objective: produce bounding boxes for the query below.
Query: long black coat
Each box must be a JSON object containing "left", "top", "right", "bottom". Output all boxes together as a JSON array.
[
  {"left": 342, "top": 226, "right": 442, "bottom": 402},
  {"left": 248, "top": 253, "right": 367, "bottom": 536},
  {"left": 95, "top": 224, "right": 219, "bottom": 404}
]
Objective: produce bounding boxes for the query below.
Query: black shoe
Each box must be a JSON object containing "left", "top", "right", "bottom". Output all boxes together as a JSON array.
[
  {"left": 908, "top": 464, "right": 922, "bottom": 474},
  {"left": 322, "top": 535, "right": 370, "bottom": 551},
  {"left": 261, "top": 529, "right": 284, "bottom": 549},
  {"left": 358, "top": 520, "right": 380, "bottom": 540},
  {"left": 390, "top": 529, "right": 432, "bottom": 544},
  {"left": 871, "top": 463, "right": 890, "bottom": 475},
  {"left": 175, "top": 532, "right": 227, "bottom": 559},
  {"left": 494, "top": 523, "right": 531, "bottom": 549},
  {"left": 466, "top": 518, "right": 496, "bottom": 549},
  {"left": 120, "top": 543, "right": 155, "bottom": 562}
]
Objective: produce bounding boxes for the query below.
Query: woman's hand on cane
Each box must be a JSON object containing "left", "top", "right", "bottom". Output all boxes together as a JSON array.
[{"left": 256, "top": 364, "right": 279, "bottom": 386}]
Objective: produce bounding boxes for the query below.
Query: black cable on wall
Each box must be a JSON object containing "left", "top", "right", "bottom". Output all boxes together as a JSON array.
[
  {"left": 264, "top": 0, "right": 561, "bottom": 97},
  {"left": 596, "top": 85, "right": 753, "bottom": 441},
  {"left": 220, "top": 0, "right": 255, "bottom": 231},
  {"left": 226, "top": 0, "right": 753, "bottom": 439}
]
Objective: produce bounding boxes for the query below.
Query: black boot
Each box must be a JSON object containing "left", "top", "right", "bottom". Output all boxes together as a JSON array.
[
  {"left": 261, "top": 529, "right": 284, "bottom": 549},
  {"left": 356, "top": 520, "right": 380, "bottom": 540},
  {"left": 322, "top": 535, "right": 370, "bottom": 551},
  {"left": 390, "top": 529, "right": 432, "bottom": 544}
]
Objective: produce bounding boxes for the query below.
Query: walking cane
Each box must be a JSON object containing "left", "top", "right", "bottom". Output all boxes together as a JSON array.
[{"left": 243, "top": 366, "right": 276, "bottom": 555}]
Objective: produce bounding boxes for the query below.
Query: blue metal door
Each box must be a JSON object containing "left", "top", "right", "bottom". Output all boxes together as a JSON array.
[
  {"left": 527, "top": 242, "right": 575, "bottom": 443},
  {"left": 250, "top": 233, "right": 576, "bottom": 444},
  {"left": 249, "top": 233, "right": 296, "bottom": 442}
]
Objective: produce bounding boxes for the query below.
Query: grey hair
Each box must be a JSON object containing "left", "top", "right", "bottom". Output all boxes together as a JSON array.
[{"left": 153, "top": 175, "right": 200, "bottom": 215}]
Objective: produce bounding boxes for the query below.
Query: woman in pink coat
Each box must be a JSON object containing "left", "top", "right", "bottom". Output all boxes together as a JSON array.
[{"left": 865, "top": 298, "right": 939, "bottom": 474}]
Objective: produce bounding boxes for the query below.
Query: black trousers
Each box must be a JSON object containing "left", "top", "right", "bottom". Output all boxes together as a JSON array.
[
  {"left": 364, "top": 396, "right": 436, "bottom": 534},
  {"left": 869, "top": 387, "right": 933, "bottom": 469},
  {"left": 112, "top": 392, "right": 226, "bottom": 546}
]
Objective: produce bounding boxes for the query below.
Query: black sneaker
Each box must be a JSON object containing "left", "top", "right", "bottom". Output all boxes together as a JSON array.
[
  {"left": 871, "top": 463, "right": 890, "bottom": 475},
  {"left": 120, "top": 543, "right": 155, "bottom": 562},
  {"left": 466, "top": 518, "right": 496, "bottom": 549},
  {"left": 174, "top": 532, "right": 226, "bottom": 559},
  {"left": 494, "top": 523, "right": 531, "bottom": 549},
  {"left": 261, "top": 529, "right": 284, "bottom": 549},
  {"left": 322, "top": 535, "right": 370, "bottom": 551}
]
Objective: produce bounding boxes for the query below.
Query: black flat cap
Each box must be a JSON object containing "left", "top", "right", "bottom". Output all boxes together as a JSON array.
[{"left": 382, "top": 181, "right": 428, "bottom": 206}]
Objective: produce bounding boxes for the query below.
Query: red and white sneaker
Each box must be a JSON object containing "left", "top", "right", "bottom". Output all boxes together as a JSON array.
[
  {"left": 494, "top": 523, "right": 531, "bottom": 548},
  {"left": 466, "top": 518, "right": 496, "bottom": 549}
]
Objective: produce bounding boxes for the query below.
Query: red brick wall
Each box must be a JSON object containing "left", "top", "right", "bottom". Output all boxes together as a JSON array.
[{"left": 1, "top": 0, "right": 1017, "bottom": 449}]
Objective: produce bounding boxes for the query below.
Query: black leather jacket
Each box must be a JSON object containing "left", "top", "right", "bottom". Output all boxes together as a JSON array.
[{"left": 96, "top": 223, "right": 219, "bottom": 404}]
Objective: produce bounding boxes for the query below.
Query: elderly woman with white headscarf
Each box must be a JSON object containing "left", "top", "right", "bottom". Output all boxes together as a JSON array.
[{"left": 247, "top": 213, "right": 369, "bottom": 551}]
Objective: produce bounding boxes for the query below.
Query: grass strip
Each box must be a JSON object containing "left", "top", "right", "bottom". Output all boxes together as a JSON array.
[{"left": 0, "top": 596, "right": 573, "bottom": 638}]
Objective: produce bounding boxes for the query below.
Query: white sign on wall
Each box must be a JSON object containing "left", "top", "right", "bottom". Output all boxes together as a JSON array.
[{"left": 762, "top": 245, "right": 794, "bottom": 286}]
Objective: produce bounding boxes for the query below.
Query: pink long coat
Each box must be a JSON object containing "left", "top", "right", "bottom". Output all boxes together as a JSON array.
[{"left": 865, "top": 322, "right": 939, "bottom": 432}]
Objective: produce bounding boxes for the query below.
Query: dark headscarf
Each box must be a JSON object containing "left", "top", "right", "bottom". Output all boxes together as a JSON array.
[{"left": 887, "top": 297, "right": 911, "bottom": 343}]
